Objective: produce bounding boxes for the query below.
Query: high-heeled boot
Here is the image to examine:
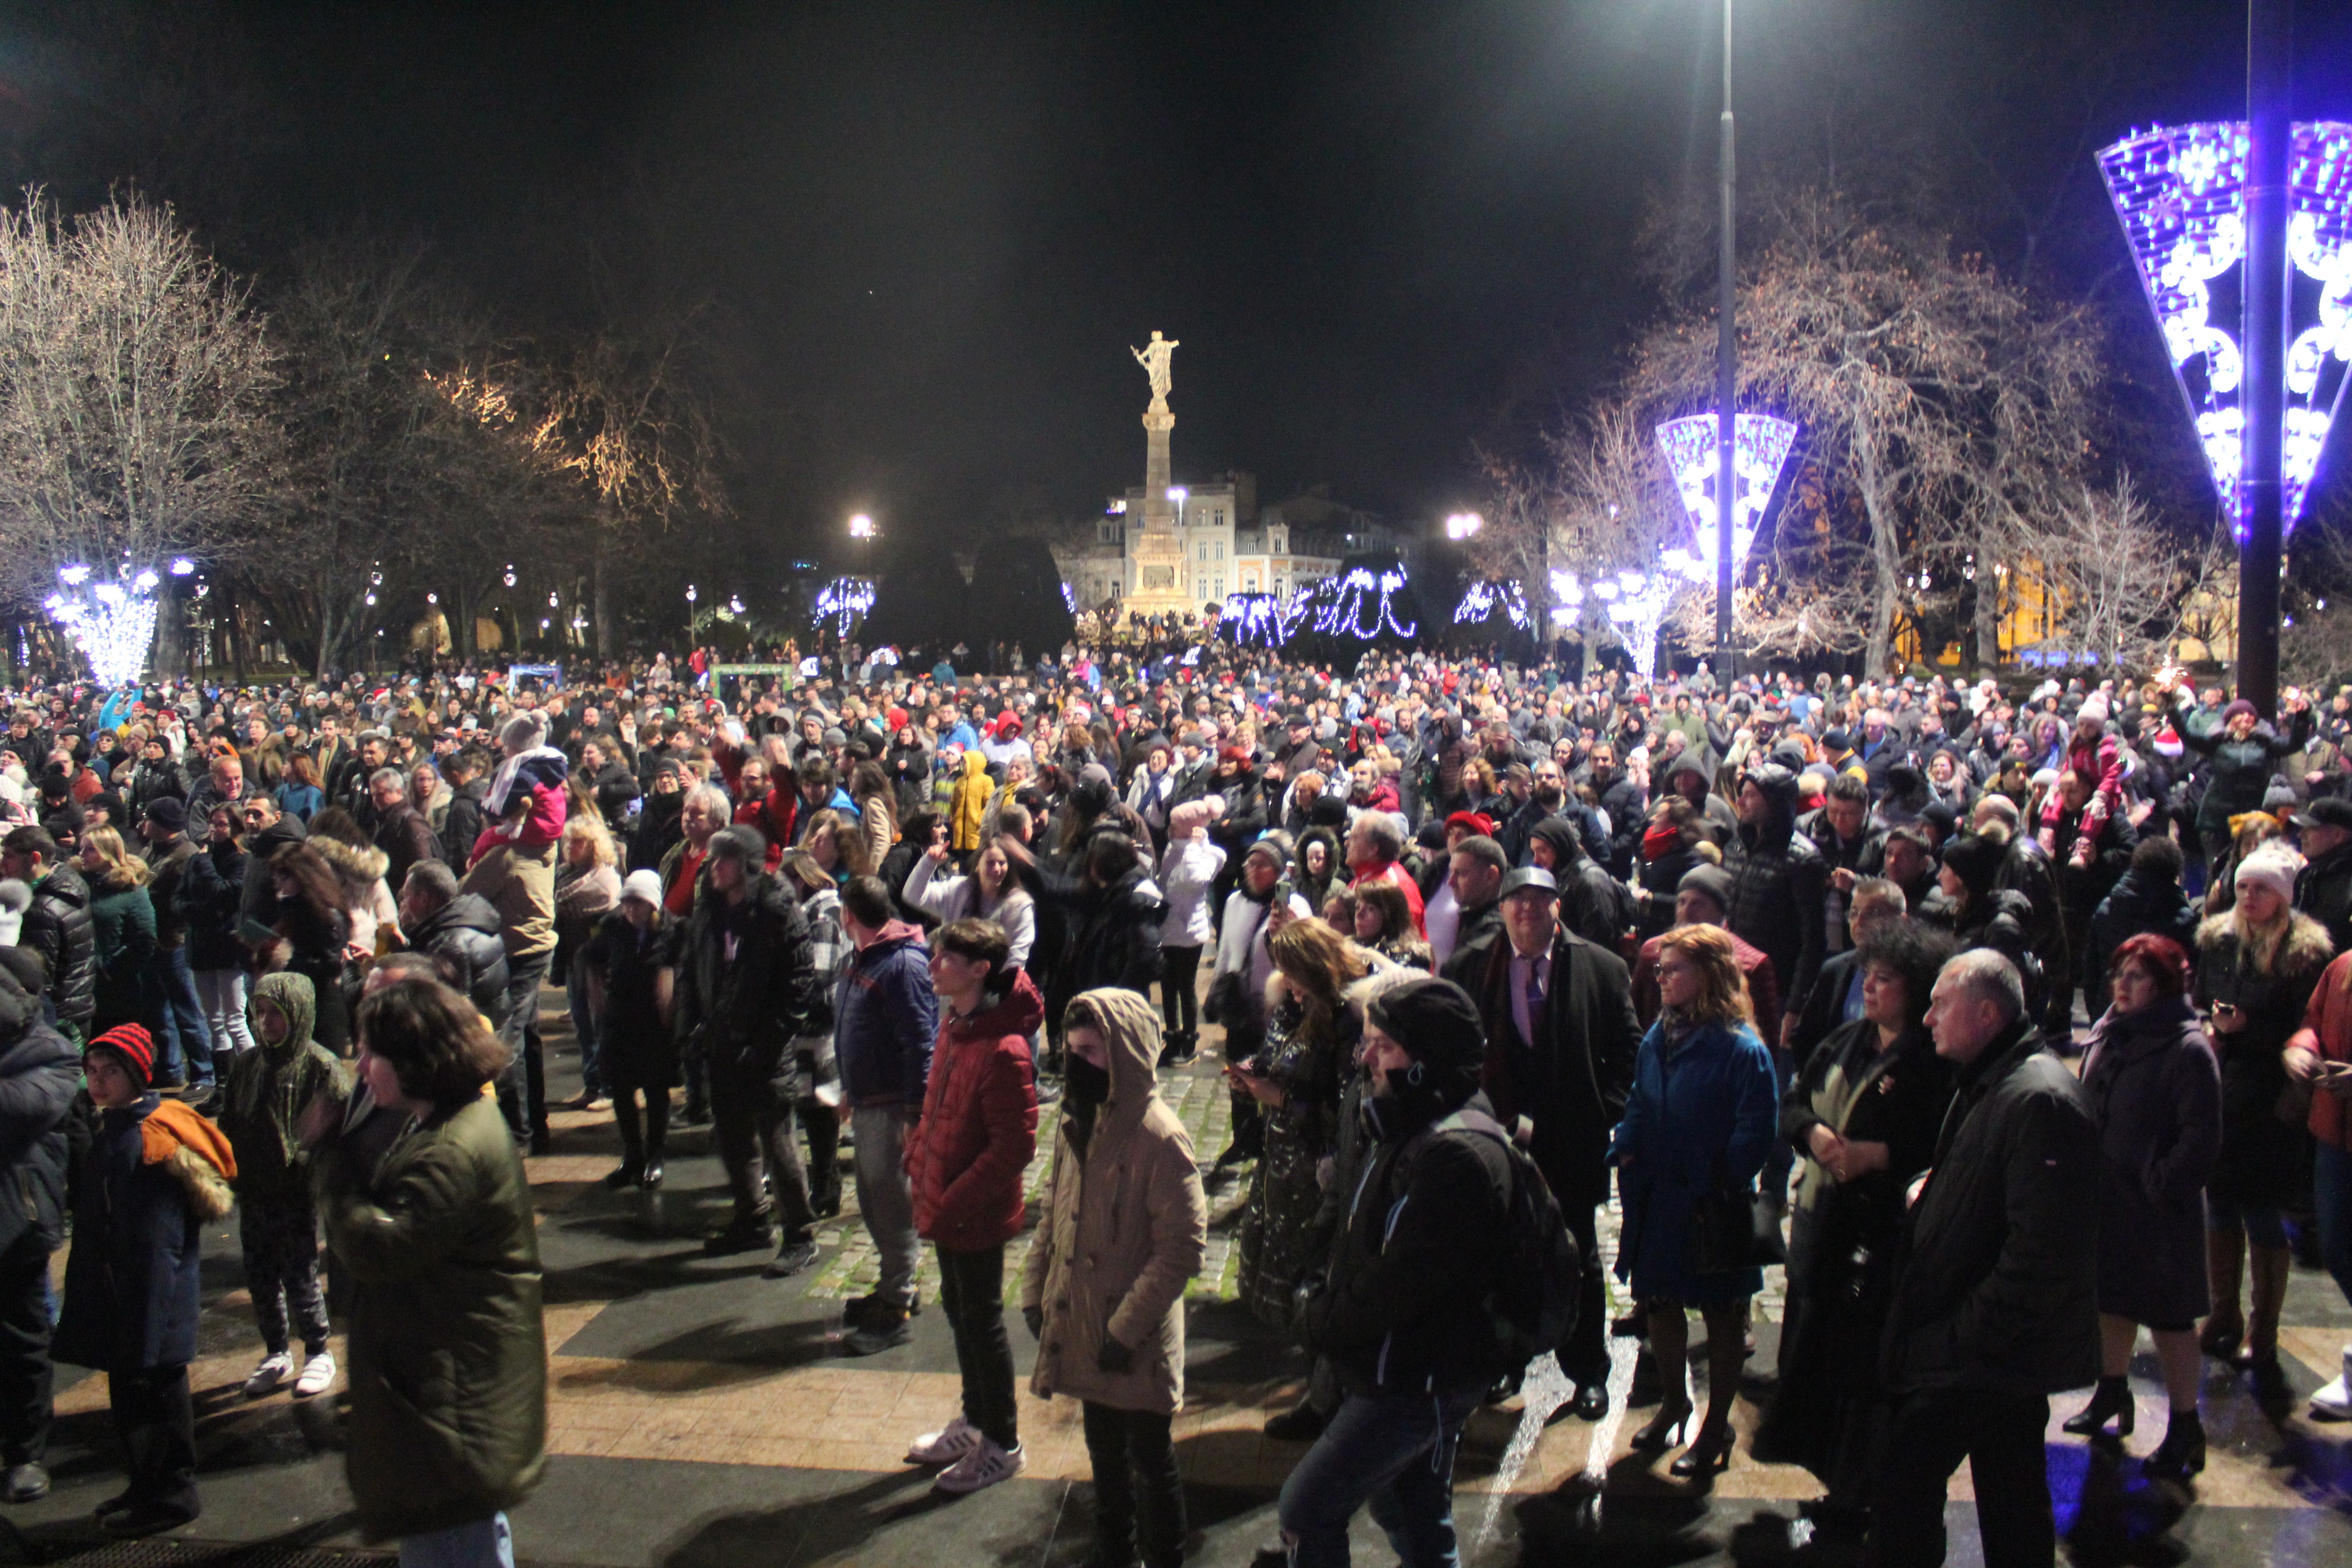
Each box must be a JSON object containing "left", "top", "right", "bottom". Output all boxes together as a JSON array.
[
  {"left": 2247, "top": 1243, "right": 2292, "bottom": 1390},
  {"left": 2145, "top": 1408, "right": 2206, "bottom": 1477},
  {"left": 2061, "top": 1374, "right": 2135, "bottom": 1438},
  {"left": 2200, "top": 1229, "right": 2246, "bottom": 1359}
]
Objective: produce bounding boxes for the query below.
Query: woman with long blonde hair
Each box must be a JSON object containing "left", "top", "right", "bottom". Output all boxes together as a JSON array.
[{"left": 1611, "top": 922, "right": 1778, "bottom": 1477}]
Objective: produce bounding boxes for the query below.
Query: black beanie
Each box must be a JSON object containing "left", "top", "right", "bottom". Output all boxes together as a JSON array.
[
  {"left": 1940, "top": 831, "right": 2006, "bottom": 900},
  {"left": 1367, "top": 978, "right": 1486, "bottom": 1093}
]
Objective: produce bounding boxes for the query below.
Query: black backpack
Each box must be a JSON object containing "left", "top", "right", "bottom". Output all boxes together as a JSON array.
[{"left": 1417, "top": 1106, "right": 1581, "bottom": 1379}]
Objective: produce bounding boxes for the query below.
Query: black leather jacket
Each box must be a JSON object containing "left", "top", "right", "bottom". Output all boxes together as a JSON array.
[{"left": 21, "top": 863, "right": 96, "bottom": 1028}]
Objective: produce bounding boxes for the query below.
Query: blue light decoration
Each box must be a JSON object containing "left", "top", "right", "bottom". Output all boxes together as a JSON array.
[
  {"left": 1060, "top": 583, "right": 1077, "bottom": 613},
  {"left": 1452, "top": 579, "right": 1532, "bottom": 632},
  {"left": 811, "top": 576, "right": 876, "bottom": 637},
  {"left": 1216, "top": 592, "right": 1288, "bottom": 648},
  {"left": 1311, "top": 566, "right": 1418, "bottom": 641},
  {"left": 1653, "top": 412, "right": 1801, "bottom": 580},
  {"left": 2096, "top": 120, "right": 2352, "bottom": 534}
]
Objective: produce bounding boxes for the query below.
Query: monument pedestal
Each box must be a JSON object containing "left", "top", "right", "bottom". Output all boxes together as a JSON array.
[{"left": 1122, "top": 403, "right": 1194, "bottom": 620}]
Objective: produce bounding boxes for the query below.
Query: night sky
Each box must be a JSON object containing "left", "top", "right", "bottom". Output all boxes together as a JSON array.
[{"left": 6, "top": 0, "right": 2352, "bottom": 551}]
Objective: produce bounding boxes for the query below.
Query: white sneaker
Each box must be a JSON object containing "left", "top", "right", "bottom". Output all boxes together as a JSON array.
[
  {"left": 2311, "top": 1346, "right": 2352, "bottom": 1419},
  {"left": 243, "top": 1352, "right": 293, "bottom": 1399},
  {"left": 933, "top": 1436, "right": 1023, "bottom": 1495},
  {"left": 905, "top": 1414, "right": 983, "bottom": 1465},
  {"left": 294, "top": 1351, "right": 338, "bottom": 1398}
]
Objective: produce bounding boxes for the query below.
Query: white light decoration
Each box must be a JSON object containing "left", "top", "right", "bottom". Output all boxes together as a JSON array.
[
  {"left": 43, "top": 562, "right": 160, "bottom": 687},
  {"left": 2096, "top": 120, "right": 2352, "bottom": 533},
  {"left": 811, "top": 576, "right": 876, "bottom": 636},
  {"left": 168, "top": 557, "right": 195, "bottom": 576},
  {"left": 1309, "top": 566, "right": 1417, "bottom": 641},
  {"left": 1451, "top": 579, "right": 1531, "bottom": 630},
  {"left": 1654, "top": 412, "right": 1801, "bottom": 579},
  {"left": 1061, "top": 583, "right": 1078, "bottom": 613},
  {"left": 1215, "top": 592, "right": 1289, "bottom": 648},
  {"left": 1603, "top": 572, "right": 1676, "bottom": 680}
]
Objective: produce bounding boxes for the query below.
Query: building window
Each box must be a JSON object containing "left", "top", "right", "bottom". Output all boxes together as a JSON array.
[{"left": 1215, "top": 540, "right": 1224, "bottom": 560}]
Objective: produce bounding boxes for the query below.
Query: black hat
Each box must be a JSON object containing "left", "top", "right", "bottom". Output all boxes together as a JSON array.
[
  {"left": 1676, "top": 864, "right": 1735, "bottom": 914},
  {"left": 142, "top": 796, "right": 186, "bottom": 832},
  {"left": 1919, "top": 800, "right": 1960, "bottom": 841},
  {"left": 1939, "top": 831, "right": 2007, "bottom": 899},
  {"left": 0, "top": 946, "right": 45, "bottom": 999},
  {"left": 1366, "top": 978, "right": 1486, "bottom": 1085},
  {"left": 707, "top": 824, "right": 765, "bottom": 865},
  {"left": 1822, "top": 728, "right": 1852, "bottom": 753},
  {"left": 2292, "top": 797, "right": 2352, "bottom": 833},
  {"left": 1498, "top": 866, "right": 1559, "bottom": 901}
]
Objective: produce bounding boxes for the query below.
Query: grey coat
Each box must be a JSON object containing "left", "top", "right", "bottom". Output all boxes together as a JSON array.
[{"left": 2078, "top": 995, "right": 2222, "bottom": 1326}]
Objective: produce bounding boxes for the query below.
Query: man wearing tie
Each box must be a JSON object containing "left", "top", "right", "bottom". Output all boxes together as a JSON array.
[{"left": 1464, "top": 867, "right": 1642, "bottom": 1422}]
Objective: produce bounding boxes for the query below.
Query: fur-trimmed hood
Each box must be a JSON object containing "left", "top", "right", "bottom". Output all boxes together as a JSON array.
[
  {"left": 2196, "top": 907, "right": 2334, "bottom": 977},
  {"left": 312, "top": 834, "right": 390, "bottom": 889}
]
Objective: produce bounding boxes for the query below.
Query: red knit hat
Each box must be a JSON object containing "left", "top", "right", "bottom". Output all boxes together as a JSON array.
[{"left": 88, "top": 1023, "right": 154, "bottom": 1087}]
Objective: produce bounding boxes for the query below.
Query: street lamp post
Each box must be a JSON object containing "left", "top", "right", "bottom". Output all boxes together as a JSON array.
[
  {"left": 1715, "top": 0, "right": 1738, "bottom": 673},
  {"left": 685, "top": 583, "right": 697, "bottom": 648},
  {"left": 2240, "top": 0, "right": 2290, "bottom": 715}
]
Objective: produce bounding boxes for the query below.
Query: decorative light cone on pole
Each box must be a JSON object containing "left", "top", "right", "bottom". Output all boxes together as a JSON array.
[
  {"left": 2095, "top": 120, "right": 2352, "bottom": 536},
  {"left": 813, "top": 576, "right": 876, "bottom": 638},
  {"left": 44, "top": 560, "right": 173, "bottom": 688},
  {"left": 1553, "top": 568, "right": 1674, "bottom": 680},
  {"left": 1654, "top": 412, "right": 1800, "bottom": 588}
]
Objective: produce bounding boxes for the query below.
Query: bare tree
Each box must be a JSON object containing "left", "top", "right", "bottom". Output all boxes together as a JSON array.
[
  {"left": 0, "top": 190, "right": 279, "bottom": 610},
  {"left": 2031, "top": 474, "right": 2205, "bottom": 671},
  {"left": 1627, "top": 185, "right": 2105, "bottom": 672}
]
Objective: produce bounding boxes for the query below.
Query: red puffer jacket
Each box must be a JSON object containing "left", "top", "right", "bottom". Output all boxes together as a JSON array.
[{"left": 907, "top": 969, "right": 1043, "bottom": 1250}]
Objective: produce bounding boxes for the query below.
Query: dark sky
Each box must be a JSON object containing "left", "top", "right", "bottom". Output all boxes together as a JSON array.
[{"left": 11, "top": 0, "right": 2352, "bottom": 551}]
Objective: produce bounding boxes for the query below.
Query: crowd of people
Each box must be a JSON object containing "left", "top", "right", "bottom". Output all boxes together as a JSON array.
[{"left": 0, "top": 632, "right": 2348, "bottom": 1566}]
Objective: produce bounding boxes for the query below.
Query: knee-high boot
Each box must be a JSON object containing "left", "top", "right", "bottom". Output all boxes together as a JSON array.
[
  {"left": 2247, "top": 1243, "right": 2293, "bottom": 1376},
  {"left": 2200, "top": 1228, "right": 2246, "bottom": 1359}
]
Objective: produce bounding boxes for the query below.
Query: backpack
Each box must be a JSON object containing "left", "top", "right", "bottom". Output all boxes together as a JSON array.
[{"left": 1416, "top": 1105, "right": 1581, "bottom": 1379}]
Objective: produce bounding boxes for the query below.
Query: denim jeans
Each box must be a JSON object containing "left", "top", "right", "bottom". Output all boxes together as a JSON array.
[
  {"left": 566, "top": 962, "right": 603, "bottom": 1097},
  {"left": 2317, "top": 1141, "right": 2352, "bottom": 1306},
  {"left": 937, "top": 1245, "right": 1016, "bottom": 1449},
  {"left": 152, "top": 946, "right": 211, "bottom": 1087},
  {"left": 496, "top": 953, "right": 551, "bottom": 1147},
  {"left": 1278, "top": 1385, "right": 1482, "bottom": 1568},
  {"left": 399, "top": 1513, "right": 513, "bottom": 1568}
]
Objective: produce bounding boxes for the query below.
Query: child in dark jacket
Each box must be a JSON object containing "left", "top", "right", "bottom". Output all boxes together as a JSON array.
[
  {"left": 217, "top": 973, "right": 349, "bottom": 1401},
  {"left": 54, "top": 1024, "right": 237, "bottom": 1538}
]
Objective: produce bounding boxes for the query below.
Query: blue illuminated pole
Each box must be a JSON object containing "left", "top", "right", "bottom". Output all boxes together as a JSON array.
[
  {"left": 2240, "top": 0, "right": 2289, "bottom": 715},
  {"left": 1716, "top": 0, "right": 1738, "bottom": 671}
]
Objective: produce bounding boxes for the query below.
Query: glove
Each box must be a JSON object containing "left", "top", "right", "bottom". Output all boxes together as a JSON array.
[
  {"left": 1096, "top": 1335, "right": 1134, "bottom": 1375},
  {"left": 1023, "top": 1305, "right": 1044, "bottom": 1340}
]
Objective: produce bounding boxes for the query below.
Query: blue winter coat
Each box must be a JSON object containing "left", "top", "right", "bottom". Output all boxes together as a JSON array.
[
  {"left": 1611, "top": 1015, "right": 1779, "bottom": 1305},
  {"left": 834, "top": 921, "right": 937, "bottom": 1109},
  {"left": 55, "top": 1097, "right": 215, "bottom": 1370}
]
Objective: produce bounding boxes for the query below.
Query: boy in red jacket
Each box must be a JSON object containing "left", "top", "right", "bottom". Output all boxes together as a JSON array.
[{"left": 901, "top": 918, "right": 1040, "bottom": 1496}]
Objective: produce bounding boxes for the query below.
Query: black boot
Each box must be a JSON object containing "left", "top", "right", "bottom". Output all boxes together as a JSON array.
[
  {"left": 2144, "top": 1408, "right": 2205, "bottom": 1478},
  {"left": 642, "top": 1097, "right": 669, "bottom": 1188},
  {"left": 2062, "top": 1375, "right": 2135, "bottom": 1439}
]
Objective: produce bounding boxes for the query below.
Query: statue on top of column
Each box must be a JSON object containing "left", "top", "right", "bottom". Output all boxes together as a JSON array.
[{"left": 1132, "top": 330, "right": 1179, "bottom": 407}]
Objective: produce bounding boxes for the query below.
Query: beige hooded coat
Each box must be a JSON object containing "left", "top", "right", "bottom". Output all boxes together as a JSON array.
[{"left": 1022, "top": 988, "right": 1207, "bottom": 1414}]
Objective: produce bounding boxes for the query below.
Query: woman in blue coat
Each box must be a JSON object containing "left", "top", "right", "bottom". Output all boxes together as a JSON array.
[{"left": 1610, "top": 922, "right": 1778, "bottom": 1478}]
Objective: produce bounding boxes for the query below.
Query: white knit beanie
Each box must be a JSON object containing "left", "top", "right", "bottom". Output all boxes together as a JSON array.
[{"left": 2234, "top": 844, "right": 2303, "bottom": 906}]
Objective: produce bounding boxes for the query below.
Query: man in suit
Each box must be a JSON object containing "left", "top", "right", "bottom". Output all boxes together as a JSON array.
[{"left": 1464, "top": 867, "right": 1641, "bottom": 1422}]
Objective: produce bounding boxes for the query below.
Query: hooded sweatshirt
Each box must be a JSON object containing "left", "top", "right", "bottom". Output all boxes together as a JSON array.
[{"left": 220, "top": 971, "right": 352, "bottom": 1209}]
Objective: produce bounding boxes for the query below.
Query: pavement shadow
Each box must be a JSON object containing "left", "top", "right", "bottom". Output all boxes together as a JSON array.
[
  {"left": 1510, "top": 1453, "right": 1718, "bottom": 1567},
  {"left": 652, "top": 1468, "right": 968, "bottom": 1568},
  {"left": 574, "top": 1316, "right": 838, "bottom": 1383},
  {"left": 2053, "top": 1438, "right": 2194, "bottom": 1568}
]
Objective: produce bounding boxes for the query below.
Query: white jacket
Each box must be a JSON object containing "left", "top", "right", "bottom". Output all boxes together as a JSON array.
[
  {"left": 1157, "top": 837, "right": 1226, "bottom": 947},
  {"left": 901, "top": 852, "right": 1037, "bottom": 967}
]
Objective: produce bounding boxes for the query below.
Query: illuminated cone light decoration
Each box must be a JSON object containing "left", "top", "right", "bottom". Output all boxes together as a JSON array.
[
  {"left": 2096, "top": 121, "right": 2352, "bottom": 534},
  {"left": 811, "top": 577, "right": 876, "bottom": 637},
  {"left": 1653, "top": 412, "right": 1801, "bottom": 582},
  {"left": 44, "top": 560, "right": 183, "bottom": 689}
]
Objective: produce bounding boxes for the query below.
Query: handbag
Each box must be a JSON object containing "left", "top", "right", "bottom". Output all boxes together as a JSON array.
[
  {"left": 1203, "top": 969, "right": 1244, "bottom": 1027},
  {"left": 1693, "top": 1180, "right": 1788, "bottom": 1274}
]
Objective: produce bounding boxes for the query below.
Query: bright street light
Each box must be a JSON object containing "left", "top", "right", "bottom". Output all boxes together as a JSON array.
[
  {"left": 1445, "top": 512, "right": 1483, "bottom": 540},
  {"left": 848, "top": 513, "right": 877, "bottom": 539}
]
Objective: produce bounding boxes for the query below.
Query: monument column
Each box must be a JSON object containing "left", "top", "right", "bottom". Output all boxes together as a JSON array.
[{"left": 1123, "top": 330, "right": 1192, "bottom": 618}]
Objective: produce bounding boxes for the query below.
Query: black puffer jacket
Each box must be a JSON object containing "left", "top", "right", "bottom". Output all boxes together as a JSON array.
[
  {"left": 1724, "top": 764, "right": 1827, "bottom": 1008},
  {"left": 1302, "top": 1087, "right": 1513, "bottom": 1396},
  {"left": 21, "top": 863, "right": 96, "bottom": 1029},
  {"left": 1881, "top": 1020, "right": 2100, "bottom": 1397},
  {"left": 0, "top": 965, "right": 78, "bottom": 1254},
  {"left": 442, "top": 778, "right": 488, "bottom": 869},
  {"left": 1063, "top": 862, "right": 1169, "bottom": 1002},
  {"left": 174, "top": 834, "right": 250, "bottom": 972},
  {"left": 407, "top": 893, "right": 513, "bottom": 1028},
  {"left": 673, "top": 872, "right": 822, "bottom": 1094}
]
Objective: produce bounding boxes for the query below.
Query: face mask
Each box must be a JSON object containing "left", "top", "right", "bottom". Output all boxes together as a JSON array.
[{"left": 1065, "top": 1054, "right": 1112, "bottom": 1107}]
